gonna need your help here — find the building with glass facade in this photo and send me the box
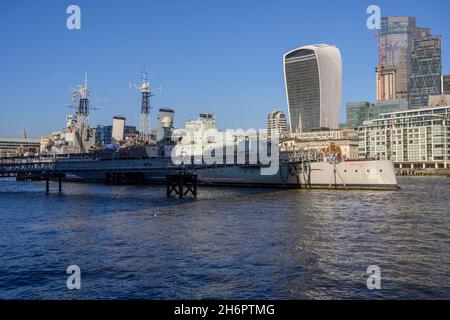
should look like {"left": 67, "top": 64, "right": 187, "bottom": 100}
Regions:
{"left": 371, "top": 99, "right": 408, "bottom": 118}
{"left": 410, "top": 35, "right": 442, "bottom": 109}
{"left": 358, "top": 106, "right": 450, "bottom": 169}
{"left": 283, "top": 44, "right": 342, "bottom": 132}
{"left": 346, "top": 100, "right": 407, "bottom": 129}
{"left": 443, "top": 75, "right": 450, "bottom": 94}
{"left": 346, "top": 101, "right": 374, "bottom": 129}
{"left": 380, "top": 16, "right": 430, "bottom": 102}
{"left": 96, "top": 124, "right": 137, "bottom": 146}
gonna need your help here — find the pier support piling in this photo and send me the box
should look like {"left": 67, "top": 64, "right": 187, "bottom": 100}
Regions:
{"left": 45, "top": 177, "right": 49, "bottom": 194}
{"left": 166, "top": 173, "right": 198, "bottom": 199}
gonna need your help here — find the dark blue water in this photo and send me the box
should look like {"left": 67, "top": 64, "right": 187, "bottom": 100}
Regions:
{"left": 0, "top": 177, "right": 449, "bottom": 299}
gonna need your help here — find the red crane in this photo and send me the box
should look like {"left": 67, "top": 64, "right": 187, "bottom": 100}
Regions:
{"left": 375, "top": 31, "right": 384, "bottom": 100}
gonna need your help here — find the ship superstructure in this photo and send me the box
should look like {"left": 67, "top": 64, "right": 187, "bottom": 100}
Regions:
{"left": 40, "top": 74, "right": 96, "bottom": 154}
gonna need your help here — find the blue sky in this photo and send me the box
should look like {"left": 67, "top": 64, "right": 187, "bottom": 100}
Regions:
{"left": 1, "top": 0, "right": 449, "bottom": 138}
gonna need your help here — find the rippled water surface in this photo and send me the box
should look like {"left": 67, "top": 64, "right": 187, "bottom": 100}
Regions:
{"left": 0, "top": 177, "right": 449, "bottom": 299}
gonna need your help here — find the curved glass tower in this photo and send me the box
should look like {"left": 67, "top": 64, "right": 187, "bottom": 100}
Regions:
{"left": 283, "top": 44, "right": 342, "bottom": 132}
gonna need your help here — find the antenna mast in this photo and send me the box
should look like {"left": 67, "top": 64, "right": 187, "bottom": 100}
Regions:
{"left": 72, "top": 73, "right": 91, "bottom": 128}
{"left": 138, "top": 68, "right": 153, "bottom": 143}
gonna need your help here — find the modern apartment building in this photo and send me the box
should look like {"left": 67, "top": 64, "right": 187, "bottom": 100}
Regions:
{"left": 358, "top": 106, "right": 450, "bottom": 169}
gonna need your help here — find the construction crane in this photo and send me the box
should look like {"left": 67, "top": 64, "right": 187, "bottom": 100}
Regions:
{"left": 374, "top": 31, "right": 384, "bottom": 101}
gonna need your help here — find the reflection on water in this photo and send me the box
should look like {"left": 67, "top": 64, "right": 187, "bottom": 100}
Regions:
{"left": 0, "top": 177, "right": 449, "bottom": 299}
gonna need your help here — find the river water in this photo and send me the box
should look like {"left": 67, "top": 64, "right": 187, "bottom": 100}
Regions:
{"left": 0, "top": 177, "right": 449, "bottom": 299}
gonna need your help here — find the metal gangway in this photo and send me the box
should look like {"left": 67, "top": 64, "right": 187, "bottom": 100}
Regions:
{"left": 0, "top": 156, "right": 231, "bottom": 195}
{"left": 0, "top": 157, "right": 229, "bottom": 179}
{"left": 0, "top": 150, "right": 317, "bottom": 194}
{"left": 0, "top": 149, "right": 317, "bottom": 179}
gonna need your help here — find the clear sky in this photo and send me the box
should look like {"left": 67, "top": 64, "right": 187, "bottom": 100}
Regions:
{"left": 1, "top": 0, "right": 449, "bottom": 138}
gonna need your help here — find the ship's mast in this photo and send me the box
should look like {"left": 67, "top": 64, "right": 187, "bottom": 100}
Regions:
{"left": 69, "top": 73, "right": 92, "bottom": 153}
{"left": 72, "top": 73, "right": 91, "bottom": 128}
{"left": 139, "top": 69, "right": 153, "bottom": 143}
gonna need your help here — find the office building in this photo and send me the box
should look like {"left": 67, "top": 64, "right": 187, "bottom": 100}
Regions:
{"left": 410, "top": 35, "right": 442, "bottom": 108}
{"left": 346, "top": 100, "right": 407, "bottom": 129}
{"left": 0, "top": 137, "right": 40, "bottom": 157}
{"left": 346, "top": 101, "right": 374, "bottom": 129}
{"left": 267, "top": 109, "right": 288, "bottom": 137}
{"left": 380, "top": 16, "right": 430, "bottom": 101}
{"left": 376, "top": 65, "right": 397, "bottom": 100}
{"left": 96, "top": 124, "right": 137, "bottom": 146}
{"left": 283, "top": 44, "right": 342, "bottom": 132}
{"left": 443, "top": 75, "right": 450, "bottom": 94}
{"left": 358, "top": 106, "right": 450, "bottom": 169}
{"left": 95, "top": 125, "right": 113, "bottom": 146}
{"left": 370, "top": 99, "right": 408, "bottom": 119}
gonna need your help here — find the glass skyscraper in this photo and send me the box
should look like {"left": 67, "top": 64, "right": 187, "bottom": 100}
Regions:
{"left": 283, "top": 44, "right": 342, "bottom": 132}
{"left": 410, "top": 35, "right": 442, "bottom": 108}
{"left": 380, "top": 16, "right": 430, "bottom": 102}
